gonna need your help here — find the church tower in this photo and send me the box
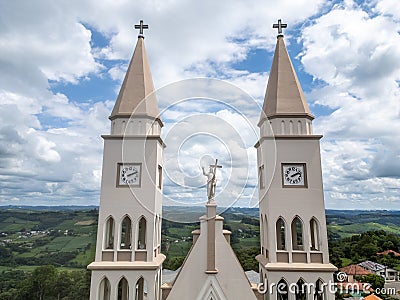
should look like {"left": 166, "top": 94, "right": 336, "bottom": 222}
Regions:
{"left": 88, "top": 21, "right": 165, "bottom": 300}
{"left": 256, "top": 20, "right": 336, "bottom": 299}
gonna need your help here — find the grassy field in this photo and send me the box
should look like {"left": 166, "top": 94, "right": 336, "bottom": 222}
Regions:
{"left": 1, "top": 207, "right": 399, "bottom": 272}
{"left": 0, "top": 208, "right": 98, "bottom": 270}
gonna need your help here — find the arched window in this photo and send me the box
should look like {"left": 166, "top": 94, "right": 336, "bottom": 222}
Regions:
{"left": 260, "top": 216, "right": 264, "bottom": 248}
{"left": 155, "top": 272, "right": 160, "bottom": 300}
{"left": 99, "top": 277, "right": 111, "bottom": 300}
{"left": 276, "top": 218, "right": 286, "bottom": 250}
{"left": 138, "top": 217, "right": 147, "bottom": 250}
{"left": 258, "top": 274, "right": 268, "bottom": 299}
{"left": 310, "top": 218, "right": 320, "bottom": 251}
{"left": 118, "top": 277, "right": 129, "bottom": 300}
{"left": 281, "top": 121, "right": 285, "bottom": 135}
{"left": 314, "top": 279, "right": 325, "bottom": 300}
{"left": 263, "top": 215, "right": 268, "bottom": 257}
{"left": 289, "top": 120, "right": 293, "bottom": 135}
{"left": 296, "top": 279, "right": 307, "bottom": 300}
{"left": 291, "top": 217, "right": 304, "bottom": 250}
{"left": 154, "top": 216, "right": 158, "bottom": 247}
{"left": 120, "top": 216, "right": 132, "bottom": 249}
{"left": 104, "top": 217, "right": 114, "bottom": 250}
{"left": 277, "top": 279, "right": 288, "bottom": 300}
{"left": 158, "top": 216, "right": 161, "bottom": 247}
{"left": 135, "top": 277, "right": 147, "bottom": 300}
{"left": 297, "top": 121, "right": 302, "bottom": 134}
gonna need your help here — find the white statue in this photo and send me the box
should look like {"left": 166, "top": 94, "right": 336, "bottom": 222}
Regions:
{"left": 202, "top": 159, "right": 221, "bottom": 202}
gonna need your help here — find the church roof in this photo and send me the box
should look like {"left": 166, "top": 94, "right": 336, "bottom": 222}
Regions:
{"left": 164, "top": 203, "right": 257, "bottom": 299}
{"left": 110, "top": 36, "right": 160, "bottom": 120}
{"left": 260, "top": 35, "right": 313, "bottom": 122}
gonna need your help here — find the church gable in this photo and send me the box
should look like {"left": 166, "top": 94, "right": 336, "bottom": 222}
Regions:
{"left": 196, "top": 277, "right": 227, "bottom": 300}
{"left": 164, "top": 212, "right": 257, "bottom": 300}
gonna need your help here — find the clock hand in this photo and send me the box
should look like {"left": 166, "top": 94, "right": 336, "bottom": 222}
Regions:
{"left": 290, "top": 172, "right": 301, "bottom": 178}
{"left": 127, "top": 171, "right": 138, "bottom": 177}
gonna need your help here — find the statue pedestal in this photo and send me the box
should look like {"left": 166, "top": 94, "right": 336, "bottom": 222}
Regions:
{"left": 206, "top": 201, "right": 217, "bottom": 273}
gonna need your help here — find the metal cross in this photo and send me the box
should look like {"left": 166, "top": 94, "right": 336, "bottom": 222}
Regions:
{"left": 210, "top": 159, "right": 223, "bottom": 176}
{"left": 134, "top": 20, "right": 149, "bottom": 37}
{"left": 273, "top": 19, "right": 287, "bottom": 36}
{"left": 207, "top": 159, "right": 222, "bottom": 202}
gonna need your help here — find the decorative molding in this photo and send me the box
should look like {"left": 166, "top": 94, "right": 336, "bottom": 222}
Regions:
{"left": 196, "top": 276, "right": 227, "bottom": 300}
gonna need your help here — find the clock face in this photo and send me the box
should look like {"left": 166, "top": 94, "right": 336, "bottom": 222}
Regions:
{"left": 282, "top": 164, "right": 307, "bottom": 187}
{"left": 118, "top": 163, "right": 141, "bottom": 186}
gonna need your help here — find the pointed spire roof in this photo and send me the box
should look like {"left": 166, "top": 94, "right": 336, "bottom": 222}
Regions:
{"left": 260, "top": 36, "right": 313, "bottom": 122}
{"left": 110, "top": 36, "right": 160, "bottom": 120}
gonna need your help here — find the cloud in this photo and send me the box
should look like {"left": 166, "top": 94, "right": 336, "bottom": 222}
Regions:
{"left": 0, "top": 91, "right": 112, "bottom": 205}
{"left": 300, "top": 0, "right": 400, "bottom": 208}
{"left": 0, "top": 0, "right": 398, "bottom": 209}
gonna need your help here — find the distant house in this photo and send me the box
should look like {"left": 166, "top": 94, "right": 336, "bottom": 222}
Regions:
{"left": 340, "top": 264, "right": 373, "bottom": 282}
{"left": 363, "top": 294, "right": 383, "bottom": 300}
{"left": 335, "top": 282, "right": 373, "bottom": 297}
{"left": 358, "top": 260, "right": 399, "bottom": 281}
{"left": 377, "top": 249, "right": 400, "bottom": 257}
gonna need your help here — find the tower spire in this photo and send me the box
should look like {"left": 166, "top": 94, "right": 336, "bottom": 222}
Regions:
{"left": 259, "top": 26, "right": 313, "bottom": 125}
{"left": 110, "top": 21, "right": 160, "bottom": 122}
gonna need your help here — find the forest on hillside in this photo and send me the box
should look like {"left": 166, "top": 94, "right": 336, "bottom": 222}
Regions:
{"left": 0, "top": 208, "right": 399, "bottom": 299}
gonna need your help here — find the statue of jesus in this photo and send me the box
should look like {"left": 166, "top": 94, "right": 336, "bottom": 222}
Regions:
{"left": 202, "top": 159, "right": 222, "bottom": 202}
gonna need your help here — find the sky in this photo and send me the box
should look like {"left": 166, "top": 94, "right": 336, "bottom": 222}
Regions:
{"left": 0, "top": 0, "right": 399, "bottom": 210}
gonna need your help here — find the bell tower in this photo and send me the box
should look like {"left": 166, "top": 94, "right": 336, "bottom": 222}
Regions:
{"left": 256, "top": 20, "right": 336, "bottom": 299}
{"left": 88, "top": 21, "right": 165, "bottom": 300}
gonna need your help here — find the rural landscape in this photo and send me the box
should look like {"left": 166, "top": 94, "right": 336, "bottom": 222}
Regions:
{"left": 0, "top": 207, "right": 399, "bottom": 299}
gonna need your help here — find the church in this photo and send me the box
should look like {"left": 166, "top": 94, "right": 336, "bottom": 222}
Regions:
{"left": 87, "top": 19, "right": 337, "bottom": 300}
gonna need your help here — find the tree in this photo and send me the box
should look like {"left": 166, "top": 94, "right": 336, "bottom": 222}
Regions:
{"left": 54, "top": 271, "right": 73, "bottom": 300}
{"left": 235, "top": 247, "right": 259, "bottom": 271}
{"left": 16, "top": 267, "right": 91, "bottom": 300}
{"left": 363, "top": 274, "right": 385, "bottom": 290}
{"left": 17, "top": 265, "right": 57, "bottom": 300}
{"left": 163, "top": 256, "right": 185, "bottom": 270}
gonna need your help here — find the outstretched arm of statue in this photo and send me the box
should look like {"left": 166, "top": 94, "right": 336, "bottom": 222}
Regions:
{"left": 202, "top": 167, "right": 207, "bottom": 176}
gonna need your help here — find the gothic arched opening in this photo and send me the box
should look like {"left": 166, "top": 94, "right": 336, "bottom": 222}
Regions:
{"left": 135, "top": 277, "right": 147, "bottom": 300}
{"left": 310, "top": 218, "right": 320, "bottom": 251}
{"left": 276, "top": 218, "right": 286, "bottom": 250}
{"left": 291, "top": 217, "right": 304, "bottom": 250}
{"left": 104, "top": 217, "right": 115, "bottom": 250}
{"left": 295, "top": 278, "right": 307, "bottom": 300}
{"left": 99, "top": 277, "right": 111, "bottom": 300}
{"left": 120, "top": 216, "right": 132, "bottom": 249}
{"left": 314, "top": 279, "right": 325, "bottom": 300}
{"left": 137, "top": 217, "right": 147, "bottom": 250}
{"left": 118, "top": 277, "right": 129, "bottom": 300}
{"left": 277, "top": 279, "right": 288, "bottom": 300}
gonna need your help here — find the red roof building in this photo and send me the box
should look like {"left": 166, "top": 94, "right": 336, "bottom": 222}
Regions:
{"left": 377, "top": 249, "right": 400, "bottom": 257}
{"left": 340, "top": 264, "right": 373, "bottom": 276}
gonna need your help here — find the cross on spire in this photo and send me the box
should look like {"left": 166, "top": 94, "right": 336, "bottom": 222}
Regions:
{"left": 134, "top": 20, "right": 149, "bottom": 38}
{"left": 273, "top": 19, "right": 287, "bottom": 37}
